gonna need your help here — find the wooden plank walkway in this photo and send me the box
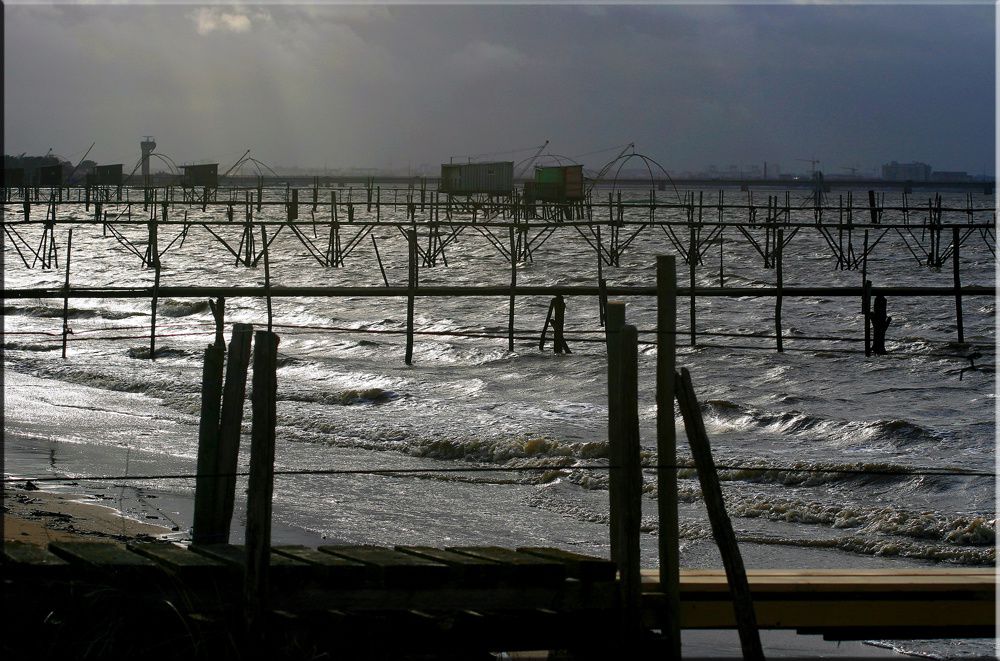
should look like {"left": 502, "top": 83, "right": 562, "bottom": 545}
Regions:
{"left": 2, "top": 541, "right": 993, "bottom": 657}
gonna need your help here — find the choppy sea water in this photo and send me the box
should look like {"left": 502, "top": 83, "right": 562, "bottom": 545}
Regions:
{"left": 3, "top": 186, "right": 995, "bottom": 658}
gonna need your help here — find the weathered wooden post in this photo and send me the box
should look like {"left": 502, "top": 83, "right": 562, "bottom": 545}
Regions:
{"left": 689, "top": 202, "right": 697, "bottom": 346}
{"left": 193, "top": 327, "right": 226, "bottom": 544}
{"left": 405, "top": 230, "right": 417, "bottom": 365}
{"left": 553, "top": 294, "right": 569, "bottom": 354}
{"left": 863, "top": 279, "right": 873, "bottom": 357}
{"left": 775, "top": 229, "right": 784, "bottom": 352}
{"left": 508, "top": 227, "right": 517, "bottom": 351}
{"left": 605, "top": 301, "right": 642, "bottom": 642}
{"left": 871, "top": 295, "right": 891, "bottom": 355}
{"left": 215, "top": 323, "right": 253, "bottom": 542}
{"left": 150, "top": 265, "right": 161, "bottom": 360}
{"left": 953, "top": 226, "right": 964, "bottom": 343}
{"left": 261, "top": 225, "right": 272, "bottom": 332}
{"left": 656, "top": 255, "right": 681, "bottom": 656}
{"left": 245, "top": 330, "right": 279, "bottom": 632}
{"left": 675, "top": 367, "right": 764, "bottom": 661}
{"left": 61, "top": 230, "right": 73, "bottom": 359}
{"left": 209, "top": 297, "right": 226, "bottom": 348}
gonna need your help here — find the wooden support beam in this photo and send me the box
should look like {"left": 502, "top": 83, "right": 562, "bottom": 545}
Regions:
{"left": 775, "top": 229, "right": 784, "bottom": 352}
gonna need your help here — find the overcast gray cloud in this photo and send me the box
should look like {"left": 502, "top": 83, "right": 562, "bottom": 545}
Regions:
{"left": 4, "top": 3, "right": 994, "bottom": 175}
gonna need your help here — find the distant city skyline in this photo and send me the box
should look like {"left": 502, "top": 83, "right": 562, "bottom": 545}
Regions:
{"left": 5, "top": 3, "right": 995, "bottom": 176}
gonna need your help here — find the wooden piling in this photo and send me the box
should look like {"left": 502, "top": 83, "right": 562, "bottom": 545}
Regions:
{"left": 863, "top": 279, "right": 873, "bottom": 357}
{"left": 61, "top": 229, "right": 73, "bottom": 359}
{"left": 675, "top": 367, "right": 764, "bottom": 661}
{"left": 405, "top": 230, "right": 416, "bottom": 365}
{"left": 953, "top": 227, "right": 964, "bottom": 343}
{"left": 656, "top": 255, "right": 681, "bottom": 655}
{"left": 605, "top": 301, "right": 626, "bottom": 566}
{"left": 508, "top": 227, "right": 517, "bottom": 351}
{"left": 607, "top": 320, "right": 643, "bottom": 642}
{"left": 209, "top": 297, "right": 226, "bottom": 348}
{"left": 150, "top": 266, "right": 161, "bottom": 360}
{"left": 553, "top": 295, "right": 569, "bottom": 354}
{"left": 775, "top": 229, "right": 784, "bottom": 353}
{"left": 193, "top": 335, "right": 226, "bottom": 544}
{"left": 261, "top": 225, "right": 272, "bottom": 332}
{"left": 245, "top": 330, "right": 279, "bottom": 631}
{"left": 215, "top": 323, "right": 253, "bottom": 542}
{"left": 689, "top": 207, "right": 697, "bottom": 346}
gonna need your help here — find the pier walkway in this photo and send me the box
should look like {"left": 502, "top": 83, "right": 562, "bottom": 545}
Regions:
{"left": 2, "top": 540, "right": 992, "bottom": 657}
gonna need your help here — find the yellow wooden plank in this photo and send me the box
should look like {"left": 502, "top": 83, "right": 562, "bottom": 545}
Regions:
{"left": 676, "top": 599, "right": 994, "bottom": 629}
{"left": 654, "top": 567, "right": 995, "bottom": 577}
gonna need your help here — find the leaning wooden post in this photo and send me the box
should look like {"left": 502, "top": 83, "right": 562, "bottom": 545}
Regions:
{"left": 61, "top": 229, "right": 73, "bottom": 359}
{"left": 607, "top": 307, "right": 642, "bottom": 642}
{"left": 245, "top": 330, "right": 279, "bottom": 632}
{"left": 675, "top": 367, "right": 764, "bottom": 661}
{"left": 215, "top": 323, "right": 253, "bottom": 542}
{"left": 192, "top": 331, "right": 226, "bottom": 544}
{"left": 775, "top": 229, "right": 784, "bottom": 352}
{"left": 952, "top": 226, "right": 964, "bottom": 343}
{"left": 405, "top": 230, "right": 417, "bottom": 365}
{"left": 656, "top": 255, "right": 681, "bottom": 656}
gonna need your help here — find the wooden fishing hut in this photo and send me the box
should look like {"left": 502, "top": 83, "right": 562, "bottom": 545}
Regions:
{"left": 439, "top": 161, "right": 513, "bottom": 195}
{"left": 181, "top": 163, "right": 219, "bottom": 189}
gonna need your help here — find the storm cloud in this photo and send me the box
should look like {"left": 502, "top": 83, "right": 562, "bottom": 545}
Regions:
{"left": 4, "top": 2, "right": 994, "bottom": 176}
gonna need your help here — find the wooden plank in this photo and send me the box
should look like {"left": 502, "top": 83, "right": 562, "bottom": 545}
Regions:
{"left": 190, "top": 543, "right": 312, "bottom": 584}
{"left": 48, "top": 541, "right": 161, "bottom": 580}
{"left": 272, "top": 545, "right": 370, "bottom": 587}
{"left": 2, "top": 540, "right": 72, "bottom": 581}
{"left": 127, "top": 541, "right": 228, "bottom": 581}
{"left": 447, "top": 546, "right": 566, "bottom": 585}
{"left": 319, "top": 545, "right": 450, "bottom": 588}
{"left": 516, "top": 547, "right": 616, "bottom": 582}
{"left": 666, "top": 567, "right": 995, "bottom": 577}
{"left": 395, "top": 545, "right": 505, "bottom": 586}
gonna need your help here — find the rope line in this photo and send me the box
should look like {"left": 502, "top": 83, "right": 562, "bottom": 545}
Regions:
{"left": 4, "top": 462, "right": 994, "bottom": 484}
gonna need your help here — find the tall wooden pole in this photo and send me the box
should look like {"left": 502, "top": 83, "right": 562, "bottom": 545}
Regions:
{"left": 656, "top": 255, "right": 680, "bottom": 656}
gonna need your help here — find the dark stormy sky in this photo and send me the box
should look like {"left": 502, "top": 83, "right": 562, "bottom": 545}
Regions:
{"left": 5, "top": 1, "right": 995, "bottom": 176}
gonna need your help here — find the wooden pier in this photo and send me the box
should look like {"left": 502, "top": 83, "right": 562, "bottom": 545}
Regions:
{"left": 3, "top": 183, "right": 995, "bottom": 360}
{"left": 2, "top": 541, "right": 992, "bottom": 658}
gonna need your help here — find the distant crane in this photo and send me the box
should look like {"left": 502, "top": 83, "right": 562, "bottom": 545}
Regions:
{"left": 65, "top": 141, "right": 96, "bottom": 183}
{"left": 797, "top": 158, "right": 820, "bottom": 176}
{"left": 840, "top": 165, "right": 861, "bottom": 177}
{"left": 514, "top": 140, "right": 549, "bottom": 180}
